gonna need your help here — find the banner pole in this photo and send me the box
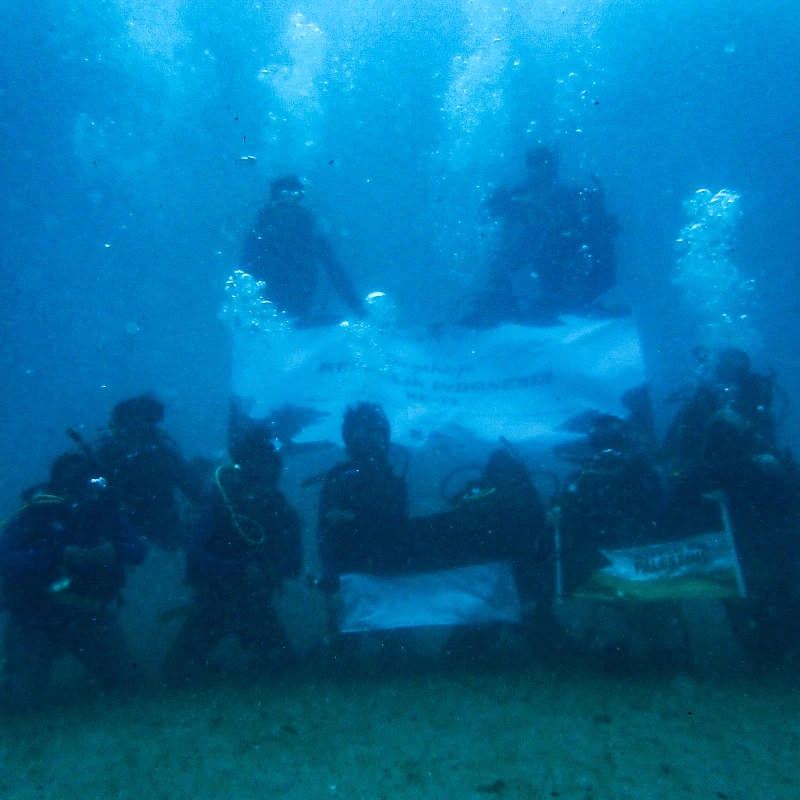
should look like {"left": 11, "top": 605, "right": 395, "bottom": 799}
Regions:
{"left": 551, "top": 506, "right": 563, "bottom": 604}
{"left": 708, "top": 490, "right": 747, "bottom": 600}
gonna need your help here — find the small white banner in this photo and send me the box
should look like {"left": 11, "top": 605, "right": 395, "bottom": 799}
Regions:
{"left": 339, "top": 561, "right": 522, "bottom": 632}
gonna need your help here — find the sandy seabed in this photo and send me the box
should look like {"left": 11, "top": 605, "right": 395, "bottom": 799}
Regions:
{"left": 0, "top": 662, "right": 798, "bottom": 800}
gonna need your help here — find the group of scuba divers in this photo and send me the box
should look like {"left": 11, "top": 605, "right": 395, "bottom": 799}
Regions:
{"left": 2, "top": 345, "right": 800, "bottom": 709}
{"left": 3, "top": 151, "right": 800, "bottom": 710}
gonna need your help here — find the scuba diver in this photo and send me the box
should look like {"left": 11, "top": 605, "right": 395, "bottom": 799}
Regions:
{"left": 242, "top": 175, "right": 365, "bottom": 325}
{"left": 410, "top": 447, "right": 560, "bottom": 658}
{"left": 557, "top": 414, "right": 666, "bottom": 596}
{"left": 0, "top": 451, "right": 146, "bottom": 709}
{"left": 463, "top": 146, "right": 619, "bottom": 327}
{"left": 662, "top": 348, "right": 800, "bottom": 667}
{"left": 316, "top": 402, "right": 410, "bottom": 639}
{"left": 553, "top": 414, "right": 673, "bottom": 670}
{"left": 94, "top": 393, "right": 206, "bottom": 551}
{"left": 662, "top": 347, "right": 779, "bottom": 493}
{"left": 414, "top": 449, "right": 548, "bottom": 599}
{"left": 161, "top": 421, "right": 302, "bottom": 685}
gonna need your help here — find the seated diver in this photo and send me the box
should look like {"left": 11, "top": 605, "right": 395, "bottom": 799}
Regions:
{"left": 0, "top": 451, "right": 147, "bottom": 709}
{"left": 410, "top": 448, "right": 561, "bottom": 658}
{"left": 316, "top": 402, "right": 409, "bottom": 634}
{"left": 241, "top": 175, "right": 365, "bottom": 325}
{"left": 94, "top": 393, "right": 207, "bottom": 551}
{"left": 412, "top": 449, "right": 548, "bottom": 598}
{"left": 463, "top": 146, "right": 619, "bottom": 327}
{"left": 161, "top": 422, "right": 302, "bottom": 685}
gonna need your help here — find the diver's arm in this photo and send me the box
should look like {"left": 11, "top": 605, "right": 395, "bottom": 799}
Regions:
{"left": 319, "top": 237, "right": 364, "bottom": 316}
{"left": 0, "top": 518, "right": 61, "bottom": 578}
{"left": 241, "top": 207, "right": 270, "bottom": 275}
{"left": 0, "top": 539, "right": 60, "bottom": 577}
{"left": 169, "top": 445, "right": 208, "bottom": 505}
{"left": 241, "top": 228, "right": 260, "bottom": 274}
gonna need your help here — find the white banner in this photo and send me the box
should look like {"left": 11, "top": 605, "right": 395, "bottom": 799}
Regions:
{"left": 338, "top": 561, "right": 521, "bottom": 632}
{"left": 232, "top": 315, "right": 645, "bottom": 449}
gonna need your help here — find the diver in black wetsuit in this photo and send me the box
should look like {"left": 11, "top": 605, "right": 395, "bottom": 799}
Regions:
{"left": 411, "top": 448, "right": 560, "bottom": 659}
{"left": 662, "top": 348, "right": 778, "bottom": 494}
{"left": 242, "top": 175, "right": 364, "bottom": 325}
{"left": 558, "top": 414, "right": 666, "bottom": 597}
{"left": 0, "top": 452, "right": 146, "bottom": 709}
{"left": 662, "top": 348, "right": 800, "bottom": 666}
{"left": 317, "top": 403, "right": 409, "bottom": 594}
{"left": 412, "top": 449, "right": 548, "bottom": 604}
{"left": 94, "top": 393, "right": 205, "bottom": 551}
{"left": 161, "top": 425, "right": 301, "bottom": 685}
{"left": 552, "top": 414, "right": 674, "bottom": 670}
{"left": 314, "top": 402, "right": 411, "bottom": 651}
{"left": 465, "top": 146, "right": 619, "bottom": 327}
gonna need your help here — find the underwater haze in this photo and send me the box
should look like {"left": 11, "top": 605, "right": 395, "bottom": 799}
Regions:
{"left": 2, "top": 0, "right": 800, "bottom": 797}
{"left": 3, "top": 0, "right": 800, "bottom": 494}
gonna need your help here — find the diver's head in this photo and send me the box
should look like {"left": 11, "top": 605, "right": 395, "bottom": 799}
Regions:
{"left": 342, "top": 402, "right": 391, "bottom": 463}
{"left": 525, "top": 146, "right": 558, "bottom": 186}
{"left": 588, "top": 414, "right": 631, "bottom": 454}
{"left": 270, "top": 175, "right": 304, "bottom": 203}
{"left": 111, "top": 393, "right": 165, "bottom": 433}
{"left": 714, "top": 348, "right": 751, "bottom": 386}
{"left": 47, "top": 452, "right": 107, "bottom": 502}
{"left": 229, "top": 426, "right": 281, "bottom": 485}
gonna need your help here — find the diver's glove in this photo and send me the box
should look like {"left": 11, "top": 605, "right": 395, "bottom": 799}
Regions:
{"left": 752, "top": 452, "right": 784, "bottom": 477}
{"left": 714, "top": 407, "right": 751, "bottom": 432}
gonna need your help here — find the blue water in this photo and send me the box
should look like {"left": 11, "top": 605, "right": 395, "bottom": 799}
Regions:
{"left": 2, "top": 1, "right": 800, "bottom": 794}
{"left": 3, "top": 0, "right": 800, "bottom": 502}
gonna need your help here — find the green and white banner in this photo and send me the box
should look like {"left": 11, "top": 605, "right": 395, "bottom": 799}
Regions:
{"left": 570, "top": 531, "right": 746, "bottom": 602}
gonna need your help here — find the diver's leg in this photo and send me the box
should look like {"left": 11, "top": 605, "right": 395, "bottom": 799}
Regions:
{"left": 237, "top": 593, "right": 292, "bottom": 669}
{"left": 160, "top": 598, "right": 226, "bottom": 685}
{"left": 71, "top": 611, "right": 136, "bottom": 691}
